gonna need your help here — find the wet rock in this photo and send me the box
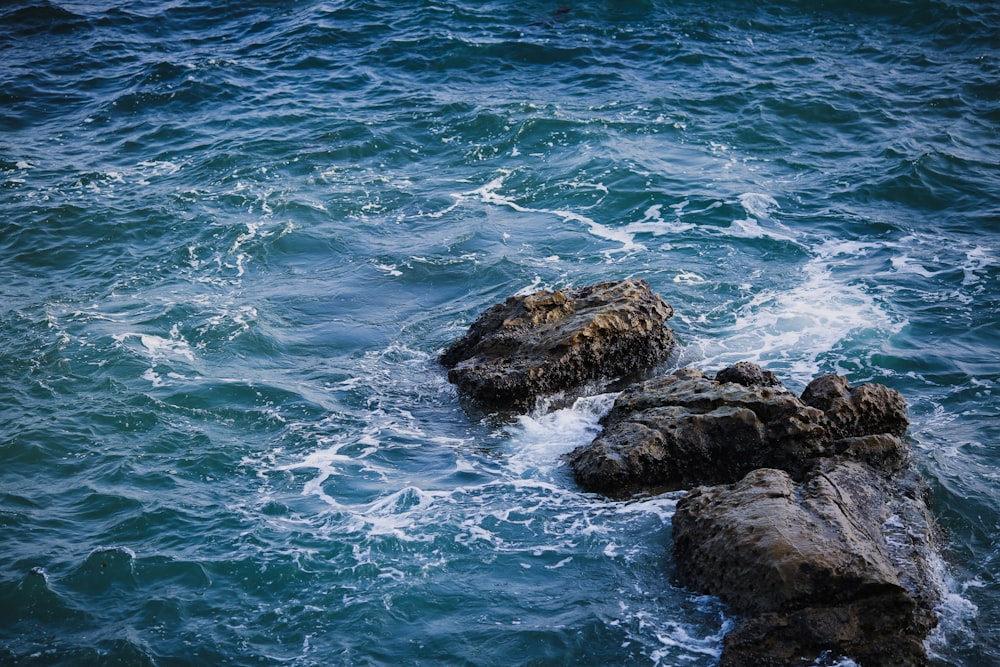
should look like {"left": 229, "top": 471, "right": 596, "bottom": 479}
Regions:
{"left": 559, "top": 361, "right": 939, "bottom": 661}
{"left": 829, "top": 433, "right": 909, "bottom": 472}
{"left": 564, "top": 366, "right": 828, "bottom": 497}
{"left": 440, "top": 279, "right": 675, "bottom": 412}
{"left": 801, "top": 374, "right": 909, "bottom": 439}
{"left": 438, "top": 277, "right": 943, "bottom": 664}
{"left": 673, "top": 460, "right": 939, "bottom": 666}
{"left": 720, "top": 601, "right": 928, "bottom": 667}
{"left": 565, "top": 365, "right": 914, "bottom": 498}
{"left": 715, "top": 360, "right": 783, "bottom": 388}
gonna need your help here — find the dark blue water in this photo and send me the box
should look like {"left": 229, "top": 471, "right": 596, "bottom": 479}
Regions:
{"left": 2, "top": 1, "right": 998, "bottom": 664}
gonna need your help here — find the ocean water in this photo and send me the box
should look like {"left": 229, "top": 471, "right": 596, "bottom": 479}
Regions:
{"left": 1, "top": 0, "right": 997, "bottom": 664}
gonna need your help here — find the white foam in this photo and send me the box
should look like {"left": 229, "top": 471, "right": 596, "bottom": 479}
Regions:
{"left": 565, "top": 178, "right": 609, "bottom": 195}
{"left": 688, "top": 240, "right": 902, "bottom": 384}
{"left": 113, "top": 326, "right": 197, "bottom": 367}
{"left": 506, "top": 392, "right": 618, "bottom": 477}
{"left": 621, "top": 203, "right": 696, "bottom": 239}
{"left": 141, "top": 368, "right": 164, "bottom": 387}
{"left": 811, "top": 656, "right": 859, "bottom": 667}
{"left": 738, "top": 192, "right": 780, "bottom": 219}
{"left": 961, "top": 245, "right": 993, "bottom": 286}
{"left": 673, "top": 270, "right": 706, "bottom": 285}
{"left": 202, "top": 304, "right": 258, "bottom": 341}
{"left": 544, "top": 556, "right": 573, "bottom": 570}
{"left": 466, "top": 171, "right": 644, "bottom": 254}
{"left": 230, "top": 221, "right": 264, "bottom": 254}
{"left": 426, "top": 195, "right": 462, "bottom": 219}
{"left": 927, "top": 569, "right": 981, "bottom": 659}
{"left": 362, "top": 486, "right": 447, "bottom": 539}
{"left": 373, "top": 262, "right": 403, "bottom": 277}
{"left": 640, "top": 610, "right": 727, "bottom": 664}
{"left": 278, "top": 435, "right": 381, "bottom": 519}
{"left": 140, "top": 331, "right": 195, "bottom": 362}
{"left": 724, "top": 192, "right": 798, "bottom": 243}
{"left": 513, "top": 275, "right": 545, "bottom": 296}
{"left": 136, "top": 160, "right": 181, "bottom": 176}
{"left": 673, "top": 199, "right": 724, "bottom": 217}
{"left": 889, "top": 255, "right": 939, "bottom": 278}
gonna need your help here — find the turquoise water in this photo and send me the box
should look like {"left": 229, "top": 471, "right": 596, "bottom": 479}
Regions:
{"left": 1, "top": 1, "right": 998, "bottom": 664}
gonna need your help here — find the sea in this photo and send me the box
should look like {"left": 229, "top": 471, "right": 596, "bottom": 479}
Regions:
{"left": 1, "top": 1, "right": 997, "bottom": 665}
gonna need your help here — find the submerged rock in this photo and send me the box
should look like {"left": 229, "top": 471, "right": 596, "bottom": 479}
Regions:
{"left": 673, "top": 460, "right": 939, "bottom": 666}
{"left": 440, "top": 279, "right": 675, "bottom": 412}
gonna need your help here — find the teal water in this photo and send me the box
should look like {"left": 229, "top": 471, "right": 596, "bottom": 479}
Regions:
{"left": 1, "top": 1, "right": 998, "bottom": 664}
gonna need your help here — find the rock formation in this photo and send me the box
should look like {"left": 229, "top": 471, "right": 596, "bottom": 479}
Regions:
{"left": 440, "top": 279, "right": 675, "bottom": 412}
{"left": 564, "top": 367, "right": 829, "bottom": 497}
{"left": 563, "top": 362, "right": 938, "bottom": 664}
{"left": 561, "top": 359, "right": 937, "bottom": 664}
{"left": 673, "top": 460, "right": 939, "bottom": 666}
{"left": 801, "top": 373, "right": 910, "bottom": 440}
{"left": 441, "top": 282, "right": 942, "bottom": 666}
{"left": 565, "top": 366, "right": 912, "bottom": 498}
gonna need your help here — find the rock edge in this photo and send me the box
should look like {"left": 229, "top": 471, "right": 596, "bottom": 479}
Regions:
{"left": 440, "top": 278, "right": 676, "bottom": 412}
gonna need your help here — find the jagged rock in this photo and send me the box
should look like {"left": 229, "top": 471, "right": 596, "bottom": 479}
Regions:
{"left": 673, "top": 460, "right": 939, "bottom": 666}
{"left": 564, "top": 366, "right": 828, "bottom": 497}
{"left": 715, "top": 360, "right": 782, "bottom": 388}
{"left": 560, "top": 361, "right": 939, "bottom": 662}
{"left": 439, "top": 280, "right": 941, "bottom": 665}
{"left": 440, "top": 279, "right": 675, "bottom": 412}
{"left": 802, "top": 374, "right": 909, "bottom": 439}
{"left": 565, "top": 364, "right": 913, "bottom": 498}
{"left": 829, "top": 433, "right": 909, "bottom": 472}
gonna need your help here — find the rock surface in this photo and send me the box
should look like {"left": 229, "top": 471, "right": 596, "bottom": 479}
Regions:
{"left": 673, "top": 460, "right": 939, "bottom": 666}
{"left": 565, "top": 367, "right": 829, "bottom": 497}
{"left": 565, "top": 365, "right": 913, "bottom": 498}
{"left": 802, "top": 373, "right": 909, "bottom": 440}
{"left": 715, "top": 360, "right": 783, "bottom": 388}
{"left": 440, "top": 279, "right": 675, "bottom": 411}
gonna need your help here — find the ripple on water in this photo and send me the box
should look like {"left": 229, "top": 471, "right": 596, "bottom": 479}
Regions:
{"left": 1, "top": 0, "right": 998, "bottom": 664}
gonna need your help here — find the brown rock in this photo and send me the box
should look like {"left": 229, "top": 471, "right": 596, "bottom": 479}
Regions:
{"left": 565, "top": 366, "right": 828, "bottom": 497}
{"left": 801, "top": 374, "right": 909, "bottom": 439}
{"left": 672, "top": 460, "right": 939, "bottom": 666}
{"left": 715, "top": 361, "right": 783, "bottom": 388}
{"left": 440, "top": 279, "right": 675, "bottom": 412}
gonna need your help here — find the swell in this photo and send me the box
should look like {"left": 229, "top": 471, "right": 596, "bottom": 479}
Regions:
{"left": 0, "top": 0, "right": 997, "bottom": 664}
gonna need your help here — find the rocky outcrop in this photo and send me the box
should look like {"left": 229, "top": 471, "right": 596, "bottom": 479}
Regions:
{"left": 801, "top": 373, "right": 909, "bottom": 440}
{"left": 673, "top": 460, "right": 939, "bottom": 666}
{"left": 715, "top": 360, "right": 783, "bottom": 388}
{"left": 441, "top": 281, "right": 942, "bottom": 666}
{"left": 440, "top": 279, "right": 675, "bottom": 412}
{"left": 565, "top": 365, "right": 913, "bottom": 498}
{"left": 561, "top": 360, "right": 939, "bottom": 664}
{"left": 564, "top": 368, "right": 829, "bottom": 497}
